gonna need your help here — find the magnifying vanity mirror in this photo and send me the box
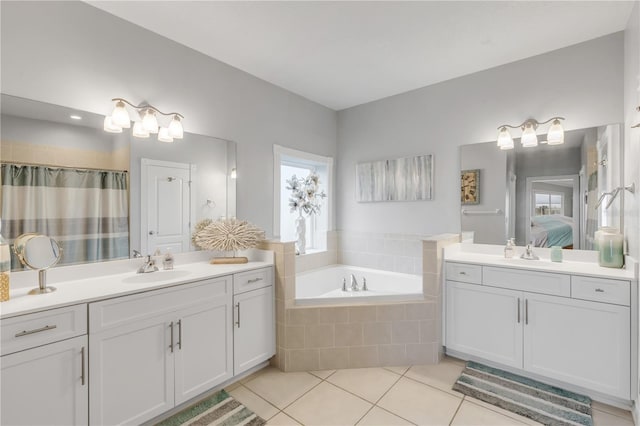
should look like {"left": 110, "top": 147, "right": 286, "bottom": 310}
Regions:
{"left": 1, "top": 94, "right": 237, "bottom": 271}
{"left": 460, "top": 123, "right": 624, "bottom": 250}
{"left": 13, "top": 233, "right": 62, "bottom": 294}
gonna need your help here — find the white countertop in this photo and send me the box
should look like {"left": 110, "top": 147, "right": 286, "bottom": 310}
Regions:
{"left": 444, "top": 243, "right": 637, "bottom": 280}
{"left": 0, "top": 250, "right": 273, "bottom": 319}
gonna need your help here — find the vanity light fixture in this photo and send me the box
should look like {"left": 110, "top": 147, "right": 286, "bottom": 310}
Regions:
{"left": 104, "top": 98, "right": 184, "bottom": 142}
{"left": 496, "top": 117, "right": 565, "bottom": 150}
{"left": 230, "top": 168, "right": 237, "bottom": 179}
{"left": 632, "top": 106, "right": 639, "bottom": 129}
{"left": 69, "top": 115, "right": 82, "bottom": 120}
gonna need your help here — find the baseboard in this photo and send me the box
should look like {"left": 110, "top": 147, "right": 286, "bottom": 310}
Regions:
{"left": 633, "top": 401, "right": 639, "bottom": 425}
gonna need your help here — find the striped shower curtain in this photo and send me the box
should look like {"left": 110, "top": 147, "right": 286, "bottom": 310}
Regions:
{"left": 1, "top": 163, "right": 129, "bottom": 269}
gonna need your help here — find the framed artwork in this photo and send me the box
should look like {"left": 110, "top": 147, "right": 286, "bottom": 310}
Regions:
{"left": 461, "top": 169, "right": 480, "bottom": 205}
{"left": 356, "top": 154, "right": 433, "bottom": 202}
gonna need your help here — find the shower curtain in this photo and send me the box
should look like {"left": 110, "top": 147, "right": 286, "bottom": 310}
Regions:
{"left": 1, "top": 163, "right": 129, "bottom": 269}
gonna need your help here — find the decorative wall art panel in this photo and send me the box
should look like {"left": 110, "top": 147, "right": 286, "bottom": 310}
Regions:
{"left": 356, "top": 154, "right": 433, "bottom": 202}
{"left": 461, "top": 169, "right": 480, "bottom": 205}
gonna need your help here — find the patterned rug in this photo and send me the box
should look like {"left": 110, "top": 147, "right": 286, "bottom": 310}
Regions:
{"left": 452, "top": 361, "right": 593, "bottom": 426}
{"left": 156, "top": 390, "right": 266, "bottom": 426}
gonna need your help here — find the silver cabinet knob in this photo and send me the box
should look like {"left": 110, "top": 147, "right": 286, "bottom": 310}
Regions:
{"left": 149, "top": 231, "right": 155, "bottom": 235}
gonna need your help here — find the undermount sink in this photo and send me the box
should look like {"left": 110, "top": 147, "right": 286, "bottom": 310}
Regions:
{"left": 121, "top": 269, "right": 191, "bottom": 284}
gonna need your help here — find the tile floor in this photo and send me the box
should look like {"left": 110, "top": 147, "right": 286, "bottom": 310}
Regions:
{"left": 226, "top": 357, "right": 635, "bottom": 426}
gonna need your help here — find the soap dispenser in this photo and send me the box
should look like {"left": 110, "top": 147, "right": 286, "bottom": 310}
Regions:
{"left": 163, "top": 248, "right": 174, "bottom": 270}
{"left": 504, "top": 238, "right": 515, "bottom": 259}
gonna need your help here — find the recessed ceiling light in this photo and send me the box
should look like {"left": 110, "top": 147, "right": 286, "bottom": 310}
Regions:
{"left": 70, "top": 115, "right": 82, "bottom": 120}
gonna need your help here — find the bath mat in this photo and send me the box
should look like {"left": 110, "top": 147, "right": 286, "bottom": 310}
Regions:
{"left": 155, "top": 389, "right": 266, "bottom": 426}
{"left": 452, "top": 361, "right": 593, "bottom": 426}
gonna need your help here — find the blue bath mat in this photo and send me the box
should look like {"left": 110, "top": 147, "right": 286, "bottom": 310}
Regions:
{"left": 453, "top": 361, "right": 593, "bottom": 426}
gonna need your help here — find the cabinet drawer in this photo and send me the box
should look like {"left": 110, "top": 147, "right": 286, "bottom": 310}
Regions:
{"left": 571, "top": 276, "right": 630, "bottom": 306}
{"left": 1, "top": 304, "right": 87, "bottom": 356}
{"left": 445, "top": 263, "right": 482, "bottom": 284}
{"left": 90, "top": 277, "right": 231, "bottom": 333}
{"left": 483, "top": 267, "right": 570, "bottom": 297}
{"left": 234, "top": 268, "right": 273, "bottom": 295}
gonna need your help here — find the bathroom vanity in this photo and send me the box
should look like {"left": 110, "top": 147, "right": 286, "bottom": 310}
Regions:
{"left": 444, "top": 243, "right": 638, "bottom": 406}
{"left": 0, "top": 252, "right": 274, "bottom": 426}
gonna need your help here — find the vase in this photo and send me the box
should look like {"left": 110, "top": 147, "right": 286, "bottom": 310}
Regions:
{"left": 295, "top": 215, "right": 306, "bottom": 255}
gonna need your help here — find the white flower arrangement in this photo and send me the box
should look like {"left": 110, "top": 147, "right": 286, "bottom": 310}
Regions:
{"left": 286, "top": 171, "right": 327, "bottom": 217}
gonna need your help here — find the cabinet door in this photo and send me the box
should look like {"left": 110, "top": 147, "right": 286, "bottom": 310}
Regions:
{"left": 90, "top": 314, "right": 175, "bottom": 425}
{"left": 174, "top": 292, "right": 233, "bottom": 405}
{"left": 523, "top": 293, "right": 630, "bottom": 399}
{"left": 234, "top": 285, "right": 276, "bottom": 375}
{"left": 1, "top": 335, "right": 88, "bottom": 426}
{"left": 446, "top": 281, "right": 523, "bottom": 368}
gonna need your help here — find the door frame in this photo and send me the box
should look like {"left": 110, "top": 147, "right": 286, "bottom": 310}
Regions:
{"left": 141, "top": 158, "right": 196, "bottom": 255}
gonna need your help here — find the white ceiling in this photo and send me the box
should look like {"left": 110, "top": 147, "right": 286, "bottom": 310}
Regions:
{"left": 88, "top": 1, "right": 634, "bottom": 111}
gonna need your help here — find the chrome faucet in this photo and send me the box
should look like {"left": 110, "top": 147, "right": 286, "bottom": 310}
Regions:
{"left": 342, "top": 277, "right": 347, "bottom": 292}
{"left": 132, "top": 249, "right": 143, "bottom": 258}
{"left": 362, "top": 277, "right": 368, "bottom": 291}
{"left": 520, "top": 243, "right": 540, "bottom": 260}
{"left": 137, "top": 255, "right": 159, "bottom": 274}
{"left": 350, "top": 274, "right": 359, "bottom": 291}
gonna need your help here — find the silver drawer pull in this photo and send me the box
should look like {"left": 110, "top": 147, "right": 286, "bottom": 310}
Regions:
{"left": 595, "top": 288, "right": 605, "bottom": 293}
{"left": 15, "top": 324, "right": 57, "bottom": 337}
{"left": 247, "top": 277, "right": 263, "bottom": 284}
{"left": 459, "top": 271, "right": 467, "bottom": 275}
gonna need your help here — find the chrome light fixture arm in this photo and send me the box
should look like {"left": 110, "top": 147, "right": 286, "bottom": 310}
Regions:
{"left": 111, "top": 98, "right": 184, "bottom": 119}
{"left": 496, "top": 116, "right": 565, "bottom": 131}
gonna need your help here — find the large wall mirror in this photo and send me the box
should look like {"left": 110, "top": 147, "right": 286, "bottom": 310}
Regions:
{"left": 460, "top": 123, "right": 623, "bottom": 250}
{"left": 1, "top": 94, "right": 237, "bottom": 271}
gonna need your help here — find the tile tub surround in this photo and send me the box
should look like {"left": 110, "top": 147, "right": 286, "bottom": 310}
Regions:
{"left": 295, "top": 230, "right": 338, "bottom": 274}
{"left": 337, "top": 231, "right": 428, "bottom": 275}
{"left": 261, "top": 233, "right": 461, "bottom": 371}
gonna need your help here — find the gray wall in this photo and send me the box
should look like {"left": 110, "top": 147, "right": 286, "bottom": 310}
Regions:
{"left": 459, "top": 142, "right": 507, "bottom": 245}
{"left": 0, "top": 1, "right": 337, "bottom": 237}
{"left": 337, "top": 33, "right": 624, "bottom": 236}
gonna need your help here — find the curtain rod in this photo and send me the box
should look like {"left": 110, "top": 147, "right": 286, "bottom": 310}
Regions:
{"left": 1, "top": 161, "right": 128, "bottom": 173}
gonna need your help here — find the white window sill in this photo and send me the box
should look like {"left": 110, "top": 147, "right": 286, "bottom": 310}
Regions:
{"left": 298, "top": 248, "right": 327, "bottom": 256}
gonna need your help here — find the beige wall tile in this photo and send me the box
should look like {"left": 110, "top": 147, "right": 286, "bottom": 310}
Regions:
{"left": 287, "top": 349, "right": 320, "bottom": 371}
{"left": 422, "top": 249, "right": 439, "bottom": 274}
{"left": 391, "top": 321, "right": 420, "bottom": 344}
{"left": 285, "top": 326, "right": 305, "bottom": 349}
{"left": 420, "top": 320, "right": 437, "bottom": 343}
{"left": 376, "top": 304, "right": 406, "bottom": 321}
{"left": 406, "top": 302, "right": 435, "bottom": 320}
{"left": 335, "top": 323, "right": 363, "bottom": 347}
{"left": 423, "top": 273, "right": 440, "bottom": 298}
{"left": 319, "top": 347, "right": 350, "bottom": 370}
{"left": 378, "top": 344, "right": 408, "bottom": 367}
{"left": 276, "top": 298, "right": 285, "bottom": 323}
{"left": 349, "top": 305, "right": 377, "bottom": 322}
{"left": 363, "top": 322, "right": 392, "bottom": 345}
{"left": 277, "top": 323, "right": 285, "bottom": 347}
{"left": 283, "top": 275, "right": 296, "bottom": 302}
{"left": 406, "top": 343, "right": 438, "bottom": 364}
{"left": 318, "top": 307, "right": 349, "bottom": 323}
{"left": 348, "top": 346, "right": 380, "bottom": 368}
{"left": 288, "top": 308, "right": 318, "bottom": 325}
{"left": 305, "top": 324, "right": 335, "bottom": 348}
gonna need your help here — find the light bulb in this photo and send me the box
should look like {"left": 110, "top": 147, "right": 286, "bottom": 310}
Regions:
{"left": 111, "top": 100, "right": 131, "bottom": 128}
{"left": 142, "top": 109, "right": 159, "bottom": 133}
{"left": 496, "top": 127, "right": 514, "bottom": 150}
{"left": 103, "top": 116, "right": 122, "bottom": 133}
{"left": 132, "top": 121, "right": 150, "bottom": 138}
{"left": 230, "top": 168, "right": 237, "bottom": 179}
{"left": 168, "top": 115, "right": 184, "bottom": 139}
{"left": 158, "top": 127, "right": 174, "bottom": 143}
{"left": 546, "top": 119, "right": 564, "bottom": 145}
{"left": 521, "top": 122, "right": 538, "bottom": 147}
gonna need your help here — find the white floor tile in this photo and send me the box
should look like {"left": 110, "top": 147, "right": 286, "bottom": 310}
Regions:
{"left": 327, "top": 367, "right": 401, "bottom": 403}
{"left": 451, "top": 401, "right": 527, "bottom": 425}
{"left": 378, "top": 377, "right": 462, "bottom": 425}
{"left": 284, "top": 381, "right": 373, "bottom": 426}
{"left": 309, "top": 369, "right": 335, "bottom": 380}
{"left": 243, "top": 367, "right": 321, "bottom": 409}
{"left": 266, "top": 412, "right": 302, "bottom": 426}
{"left": 228, "top": 385, "right": 280, "bottom": 421}
{"left": 357, "top": 406, "right": 414, "bottom": 425}
{"left": 405, "top": 358, "right": 465, "bottom": 395}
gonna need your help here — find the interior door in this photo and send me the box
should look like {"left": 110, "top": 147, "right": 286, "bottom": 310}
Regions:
{"left": 142, "top": 159, "right": 193, "bottom": 255}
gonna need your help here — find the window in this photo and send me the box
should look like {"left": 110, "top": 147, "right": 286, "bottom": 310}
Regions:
{"left": 534, "top": 191, "right": 563, "bottom": 216}
{"left": 273, "top": 145, "right": 333, "bottom": 253}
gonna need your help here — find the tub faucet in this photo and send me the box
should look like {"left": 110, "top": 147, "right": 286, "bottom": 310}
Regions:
{"left": 342, "top": 277, "right": 347, "bottom": 292}
{"left": 362, "top": 277, "right": 368, "bottom": 291}
{"left": 350, "top": 274, "right": 359, "bottom": 291}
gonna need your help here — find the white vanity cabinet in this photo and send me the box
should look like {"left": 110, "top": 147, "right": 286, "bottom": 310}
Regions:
{"left": 89, "top": 277, "right": 233, "bottom": 425}
{"left": 233, "top": 267, "right": 275, "bottom": 375}
{"left": 445, "top": 261, "right": 631, "bottom": 400}
{"left": 1, "top": 305, "right": 88, "bottom": 426}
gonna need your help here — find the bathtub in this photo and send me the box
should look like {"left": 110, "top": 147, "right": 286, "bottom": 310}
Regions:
{"left": 296, "top": 265, "right": 423, "bottom": 305}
